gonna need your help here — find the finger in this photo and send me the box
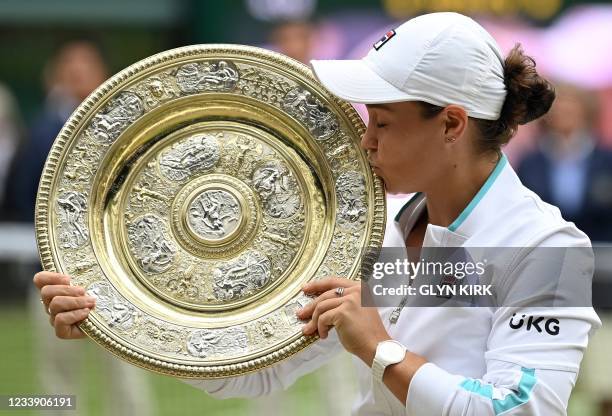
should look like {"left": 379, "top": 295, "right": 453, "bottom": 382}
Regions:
{"left": 302, "top": 297, "right": 343, "bottom": 336}
{"left": 298, "top": 289, "right": 340, "bottom": 319}
{"left": 41, "top": 285, "right": 86, "bottom": 308}
{"left": 317, "top": 306, "right": 343, "bottom": 339}
{"left": 298, "top": 285, "right": 358, "bottom": 319}
{"left": 49, "top": 296, "right": 96, "bottom": 316}
{"left": 33, "top": 271, "right": 71, "bottom": 289}
{"left": 54, "top": 309, "right": 89, "bottom": 339}
{"left": 302, "top": 277, "right": 357, "bottom": 295}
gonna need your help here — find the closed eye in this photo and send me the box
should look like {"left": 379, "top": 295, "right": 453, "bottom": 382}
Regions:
{"left": 376, "top": 123, "right": 387, "bottom": 128}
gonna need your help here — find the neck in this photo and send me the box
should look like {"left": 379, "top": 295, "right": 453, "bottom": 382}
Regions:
{"left": 424, "top": 152, "right": 500, "bottom": 228}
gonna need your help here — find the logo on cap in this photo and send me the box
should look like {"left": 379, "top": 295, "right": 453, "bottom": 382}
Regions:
{"left": 373, "top": 29, "right": 396, "bottom": 51}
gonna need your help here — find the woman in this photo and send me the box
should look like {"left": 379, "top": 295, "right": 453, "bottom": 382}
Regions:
{"left": 34, "top": 13, "right": 599, "bottom": 415}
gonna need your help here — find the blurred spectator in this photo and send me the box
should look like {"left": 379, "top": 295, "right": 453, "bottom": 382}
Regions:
{"left": 0, "top": 83, "right": 24, "bottom": 218}
{"left": 4, "top": 40, "right": 108, "bottom": 222}
{"left": 269, "top": 20, "right": 315, "bottom": 64}
{"left": 517, "top": 83, "right": 612, "bottom": 242}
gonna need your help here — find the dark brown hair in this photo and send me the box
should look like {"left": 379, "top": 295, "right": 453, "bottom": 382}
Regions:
{"left": 418, "top": 44, "right": 556, "bottom": 153}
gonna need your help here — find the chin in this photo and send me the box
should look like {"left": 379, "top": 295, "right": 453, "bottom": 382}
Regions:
{"left": 384, "top": 180, "right": 416, "bottom": 196}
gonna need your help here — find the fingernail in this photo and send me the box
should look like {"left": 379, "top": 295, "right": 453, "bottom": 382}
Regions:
{"left": 85, "top": 296, "right": 96, "bottom": 303}
{"left": 77, "top": 287, "right": 85, "bottom": 295}
{"left": 83, "top": 308, "right": 90, "bottom": 313}
{"left": 295, "top": 308, "right": 302, "bottom": 316}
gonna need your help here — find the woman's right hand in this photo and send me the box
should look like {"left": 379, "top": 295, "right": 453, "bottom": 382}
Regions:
{"left": 33, "top": 271, "right": 96, "bottom": 339}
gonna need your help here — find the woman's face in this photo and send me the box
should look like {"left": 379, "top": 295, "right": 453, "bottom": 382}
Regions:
{"left": 362, "top": 101, "right": 448, "bottom": 194}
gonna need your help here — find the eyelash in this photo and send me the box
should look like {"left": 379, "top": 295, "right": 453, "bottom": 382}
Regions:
{"left": 376, "top": 123, "right": 387, "bottom": 129}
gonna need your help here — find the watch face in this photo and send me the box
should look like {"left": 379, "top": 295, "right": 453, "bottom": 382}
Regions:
{"left": 380, "top": 341, "right": 405, "bottom": 362}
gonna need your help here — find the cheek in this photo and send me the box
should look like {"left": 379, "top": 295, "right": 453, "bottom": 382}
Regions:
{"left": 377, "top": 128, "right": 441, "bottom": 189}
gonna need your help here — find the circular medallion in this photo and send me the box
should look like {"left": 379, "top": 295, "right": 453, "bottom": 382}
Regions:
{"left": 187, "top": 188, "right": 241, "bottom": 242}
{"left": 35, "top": 44, "right": 385, "bottom": 378}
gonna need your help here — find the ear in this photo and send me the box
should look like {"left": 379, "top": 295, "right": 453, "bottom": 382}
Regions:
{"left": 442, "top": 105, "right": 468, "bottom": 142}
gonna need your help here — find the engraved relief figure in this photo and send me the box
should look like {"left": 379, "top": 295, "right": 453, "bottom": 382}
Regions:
{"left": 159, "top": 134, "right": 220, "bottom": 181}
{"left": 188, "top": 190, "right": 240, "bottom": 239}
{"left": 282, "top": 88, "right": 339, "bottom": 140}
{"left": 176, "top": 60, "right": 239, "bottom": 94}
{"left": 187, "top": 327, "right": 248, "bottom": 358}
{"left": 88, "top": 92, "right": 144, "bottom": 143}
{"left": 259, "top": 319, "right": 275, "bottom": 338}
{"left": 143, "top": 75, "right": 177, "bottom": 107}
{"left": 64, "top": 141, "right": 104, "bottom": 183}
{"left": 86, "top": 282, "right": 139, "bottom": 330}
{"left": 336, "top": 171, "right": 367, "bottom": 228}
{"left": 127, "top": 215, "right": 177, "bottom": 273}
{"left": 252, "top": 161, "right": 301, "bottom": 218}
{"left": 212, "top": 251, "right": 271, "bottom": 301}
{"left": 56, "top": 191, "right": 89, "bottom": 249}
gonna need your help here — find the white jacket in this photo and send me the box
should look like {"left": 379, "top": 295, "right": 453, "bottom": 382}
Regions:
{"left": 184, "top": 154, "right": 601, "bottom": 415}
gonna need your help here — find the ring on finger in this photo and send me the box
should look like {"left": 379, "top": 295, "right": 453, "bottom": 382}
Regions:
{"left": 335, "top": 287, "right": 345, "bottom": 297}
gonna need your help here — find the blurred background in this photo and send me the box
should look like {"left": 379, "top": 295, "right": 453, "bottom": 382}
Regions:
{"left": 0, "top": 0, "right": 611, "bottom": 415}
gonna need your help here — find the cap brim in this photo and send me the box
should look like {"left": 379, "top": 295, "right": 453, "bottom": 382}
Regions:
{"left": 310, "top": 59, "right": 412, "bottom": 104}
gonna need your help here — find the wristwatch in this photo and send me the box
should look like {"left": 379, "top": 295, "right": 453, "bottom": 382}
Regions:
{"left": 372, "top": 340, "right": 407, "bottom": 382}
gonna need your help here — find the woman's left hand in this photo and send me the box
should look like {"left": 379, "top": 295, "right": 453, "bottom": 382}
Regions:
{"left": 297, "top": 277, "right": 391, "bottom": 365}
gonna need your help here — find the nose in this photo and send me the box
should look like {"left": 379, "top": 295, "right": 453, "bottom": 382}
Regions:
{"left": 360, "top": 125, "right": 377, "bottom": 152}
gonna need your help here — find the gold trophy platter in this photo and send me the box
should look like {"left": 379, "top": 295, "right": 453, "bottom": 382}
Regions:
{"left": 35, "top": 44, "right": 385, "bottom": 378}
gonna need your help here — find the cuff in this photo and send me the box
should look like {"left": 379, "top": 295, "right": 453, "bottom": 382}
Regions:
{"left": 405, "top": 363, "right": 462, "bottom": 416}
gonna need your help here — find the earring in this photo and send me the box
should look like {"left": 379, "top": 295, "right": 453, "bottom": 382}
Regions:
{"left": 446, "top": 136, "right": 456, "bottom": 143}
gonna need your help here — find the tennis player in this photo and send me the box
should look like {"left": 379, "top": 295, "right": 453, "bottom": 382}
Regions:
{"left": 34, "top": 12, "right": 600, "bottom": 415}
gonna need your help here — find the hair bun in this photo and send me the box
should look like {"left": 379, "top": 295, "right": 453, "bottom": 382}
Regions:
{"left": 501, "top": 44, "right": 555, "bottom": 126}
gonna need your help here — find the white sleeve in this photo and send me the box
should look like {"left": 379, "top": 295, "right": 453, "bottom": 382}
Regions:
{"left": 405, "top": 233, "right": 601, "bottom": 415}
{"left": 405, "top": 306, "right": 600, "bottom": 415}
{"left": 181, "top": 329, "right": 344, "bottom": 399}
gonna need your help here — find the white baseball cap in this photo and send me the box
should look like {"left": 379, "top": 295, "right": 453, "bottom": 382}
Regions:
{"left": 310, "top": 12, "right": 507, "bottom": 120}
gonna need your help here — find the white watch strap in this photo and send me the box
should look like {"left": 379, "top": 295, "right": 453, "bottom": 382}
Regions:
{"left": 372, "top": 357, "right": 385, "bottom": 382}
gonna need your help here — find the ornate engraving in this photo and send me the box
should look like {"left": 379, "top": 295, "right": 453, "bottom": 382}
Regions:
{"left": 136, "top": 319, "right": 185, "bottom": 354}
{"left": 237, "top": 66, "right": 293, "bottom": 106}
{"left": 129, "top": 73, "right": 179, "bottom": 109}
{"left": 259, "top": 215, "right": 305, "bottom": 277}
{"left": 282, "top": 88, "right": 339, "bottom": 140}
{"left": 187, "top": 327, "right": 248, "bottom": 358}
{"left": 336, "top": 171, "right": 367, "bottom": 229}
{"left": 127, "top": 215, "right": 177, "bottom": 273}
{"left": 87, "top": 92, "right": 144, "bottom": 144}
{"left": 176, "top": 61, "right": 239, "bottom": 93}
{"left": 219, "top": 134, "right": 264, "bottom": 179}
{"left": 56, "top": 191, "right": 89, "bottom": 249}
{"left": 188, "top": 189, "right": 241, "bottom": 240}
{"left": 86, "top": 282, "right": 139, "bottom": 330}
{"left": 166, "top": 266, "right": 200, "bottom": 301}
{"left": 159, "top": 134, "right": 220, "bottom": 181}
{"left": 252, "top": 161, "right": 301, "bottom": 218}
{"left": 64, "top": 140, "right": 105, "bottom": 184}
{"left": 213, "top": 251, "right": 271, "bottom": 301}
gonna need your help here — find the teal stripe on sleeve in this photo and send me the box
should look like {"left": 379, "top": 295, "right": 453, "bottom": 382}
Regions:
{"left": 459, "top": 367, "right": 537, "bottom": 415}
